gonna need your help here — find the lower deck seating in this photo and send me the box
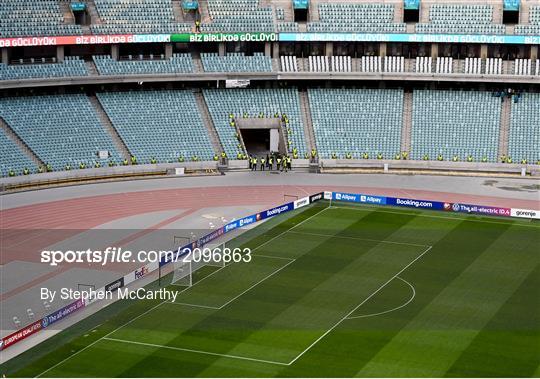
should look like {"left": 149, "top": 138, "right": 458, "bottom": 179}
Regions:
{"left": 411, "top": 90, "right": 501, "bottom": 162}
{"left": 509, "top": 92, "right": 540, "bottom": 163}
{"left": 203, "top": 88, "right": 306, "bottom": 158}
{"left": 0, "top": 94, "right": 122, "bottom": 170}
{"left": 97, "top": 90, "right": 213, "bottom": 163}
{"left": 0, "top": 128, "right": 36, "bottom": 176}
{"left": 308, "top": 88, "right": 403, "bottom": 159}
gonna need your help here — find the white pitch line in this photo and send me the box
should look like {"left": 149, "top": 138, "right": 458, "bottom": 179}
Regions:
{"left": 167, "top": 257, "right": 295, "bottom": 310}
{"left": 287, "top": 230, "right": 430, "bottom": 248}
{"left": 345, "top": 276, "right": 416, "bottom": 319}
{"left": 218, "top": 258, "right": 295, "bottom": 309}
{"left": 166, "top": 302, "right": 221, "bottom": 309}
{"left": 287, "top": 245, "right": 432, "bottom": 366}
{"left": 251, "top": 253, "right": 295, "bottom": 261}
{"left": 36, "top": 206, "right": 328, "bottom": 376}
{"left": 102, "top": 337, "right": 289, "bottom": 366}
{"left": 330, "top": 205, "right": 540, "bottom": 228}
{"left": 249, "top": 205, "right": 330, "bottom": 252}
{"left": 36, "top": 263, "right": 229, "bottom": 378}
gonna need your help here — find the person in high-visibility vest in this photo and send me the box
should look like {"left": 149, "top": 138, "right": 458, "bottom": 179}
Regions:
{"left": 123, "top": 158, "right": 129, "bottom": 165}
{"left": 79, "top": 162, "right": 86, "bottom": 169}
{"left": 437, "top": 154, "right": 443, "bottom": 161}
{"left": 150, "top": 157, "right": 157, "bottom": 164}
{"left": 331, "top": 152, "right": 337, "bottom": 159}
{"left": 282, "top": 156, "right": 288, "bottom": 172}
{"left": 501, "top": 154, "right": 507, "bottom": 163}
{"left": 95, "top": 161, "right": 101, "bottom": 168}
{"left": 23, "top": 167, "right": 30, "bottom": 175}
{"left": 221, "top": 152, "right": 227, "bottom": 160}
{"left": 452, "top": 155, "right": 459, "bottom": 162}
{"left": 363, "top": 152, "right": 369, "bottom": 159}
{"left": 131, "top": 155, "right": 137, "bottom": 165}
{"left": 46, "top": 163, "right": 52, "bottom": 172}
{"left": 213, "top": 154, "right": 219, "bottom": 161}
{"left": 109, "top": 160, "right": 115, "bottom": 167}
{"left": 8, "top": 169, "right": 15, "bottom": 177}
{"left": 507, "top": 156, "right": 513, "bottom": 164}
{"left": 65, "top": 163, "right": 72, "bottom": 170}
{"left": 346, "top": 152, "right": 352, "bottom": 159}
{"left": 287, "top": 156, "right": 292, "bottom": 170}
{"left": 260, "top": 157, "right": 266, "bottom": 171}
{"left": 38, "top": 166, "right": 44, "bottom": 173}
{"left": 423, "top": 154, "right": 429, "bottom": 161}
{"left": 178, "top": 156, "right": 184, "bottom": 162}
{"left": 195, "top": 19, "right": 201, "bottom": 33}
{"left": 402, "top": 151, "right": 408, "bottom": 160}
{"left": 467, "top": 155, "right": 473, "bottom": 162}
{"left": 276, "top": 156, "right": 282, "bottom": 171}
{"left": 377, "top": 153, "right": 383, "bottom": 160}
{"left": 481, "top": 156, "right": 488, "bottom": 163}
{"left": 253, "top": 157, "right": 258, "bottom": 171}
{"left": 521, "top": 158, "right": 527, "bottom": 164}
{"left": 268, "top": 156, "right": 273, "bottom": 170}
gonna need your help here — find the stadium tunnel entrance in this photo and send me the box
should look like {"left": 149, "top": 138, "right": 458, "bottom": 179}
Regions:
{"left": 237, "top": 118, "right": 287, "bottom": 156}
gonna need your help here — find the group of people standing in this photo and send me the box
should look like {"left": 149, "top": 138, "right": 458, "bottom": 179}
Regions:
{"left": 249, "top": 152, "right": 292, "bottom": 172}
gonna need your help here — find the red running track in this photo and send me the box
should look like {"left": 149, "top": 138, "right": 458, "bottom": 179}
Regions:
{"left": 1, "top": 184, "right": 537, "bottom": 267}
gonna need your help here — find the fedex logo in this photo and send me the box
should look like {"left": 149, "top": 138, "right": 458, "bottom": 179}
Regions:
{"left": 134, "top": 266, "right": 149, "bottom": 279}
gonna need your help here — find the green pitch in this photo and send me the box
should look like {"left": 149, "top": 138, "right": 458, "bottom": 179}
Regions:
{"left": 5, "top": 202, "right": 540, "bottom": 377}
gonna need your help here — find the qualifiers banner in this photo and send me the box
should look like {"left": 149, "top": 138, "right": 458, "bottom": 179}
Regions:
{"left": 1, "top": 320, "right": 42, "bottom": 350}
{"left": 171, "top": 32, "right": 278, "bottom": 43}
{"left": 0, "top": 34, "right": 170, "bottom": 48}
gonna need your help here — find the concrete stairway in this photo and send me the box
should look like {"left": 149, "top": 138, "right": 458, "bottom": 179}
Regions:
{"left": 299, "top": 90, "right": 316, "bottom": 153}
{"left": 0, "top": 117, "right": 44, "bottom": 167}
{"left": 498, "top": 96, "right": 511, "bottom": 159}
{"left": 194, "top": 91, "right": 224, "bottom": 156}
{"left": 60, "top": 0, "right": 76, "bottom": 24}
{"left": 88, "top": 95, "right": 131, "bottom": 161}
{"left": 199, "top": 0, "right": 211, "bottom": 23}
{"left": 86, "top": 0, "right": 103, "bottom": 24}
{"left": 85, "top": 60, "right": 99, "bottom": 75}
{"left": 400, "top": 90, "right": 413, "bottom": 154}
{"left": 171, "top": 0, "right": 185, "bottom": 22}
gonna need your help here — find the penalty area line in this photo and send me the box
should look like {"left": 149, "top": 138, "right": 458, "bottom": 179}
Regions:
{"left": 102, "top": 337, "right": 290, "bottom": 366}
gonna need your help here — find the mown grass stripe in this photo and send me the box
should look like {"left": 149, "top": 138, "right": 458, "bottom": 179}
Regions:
{"left": 444, "top": 265, "right": 540, "bottom": 378}
{"left": 356, "top": 222, "right": 534, "bottom": 377}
